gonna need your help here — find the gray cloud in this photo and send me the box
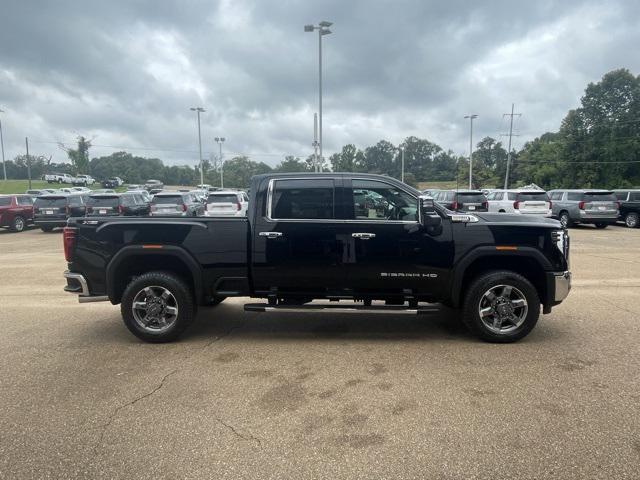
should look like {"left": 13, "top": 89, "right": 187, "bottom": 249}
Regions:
{"left": 1, "top": 0, "right": 639, "bottom": 167}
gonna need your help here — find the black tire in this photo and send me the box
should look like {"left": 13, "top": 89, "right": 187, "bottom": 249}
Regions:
{"left": 121, "top": 271, "right": 195, "bottom": 343}
{"left": 10, "top": 216, "right": 26, "bottom": 232}
{"left": 58, "top": 178, "right": 63, "bottom": 184}
{"left": 624, "top": 212, "right": 639, "bottom": 228}
{"left": 559, "top": 211, "right": 571, "bottom": 228}
{"left": 204, "top": 296, "right": 226, "bottom": 307}
{"left": 594, "top": 223, "right": 608, "bottom": 229}
{"left": 40, "top": 226, "right": 53, "bottom": 232}
{"left": 462, "top": 270, "right": 540, "bottom": 343}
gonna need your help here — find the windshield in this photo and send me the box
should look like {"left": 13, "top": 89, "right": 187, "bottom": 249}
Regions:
{"left": 35, "top": 197, "right": 67, "bottom": 207}
{"left": 0, "top": 197, "right": 11, "bottom": 206}
{"left": 152, "top": 195, "right": 183, "bottom": 205}
{"left": 518, "top": 192, "right": 549, "bottom": 201}
{"left": 87, "top": 196, "right": 119, "bottom": 207}
{"left": 208, "top": 194, "right": 238, "bottom": 204}
{"left": 457, "top": 193, "right": 485, "bottom": 203}
{"left": 584, "top": 192, "right": 616, "bottom": 202}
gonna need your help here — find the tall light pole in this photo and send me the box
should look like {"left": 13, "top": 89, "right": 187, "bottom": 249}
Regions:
{"left": 304, "top": 21, "right": 332, "bottom": 172}
{"left": 215, "top": 137, "right": 225, "bottom": 188}
{"left": 0, "top": 109, "right": 6, "bottom": 181}
{"left": 464, "top": 114, "right": 478, "bottom": 189}
{"left": 312, "top": 113, "right": 319, "bottom": 172}
{"left": 400, "top": 146, "right": 405, "bottom": 183}
{"left": 190, "top": 107, "right": 205, "bottom": 186}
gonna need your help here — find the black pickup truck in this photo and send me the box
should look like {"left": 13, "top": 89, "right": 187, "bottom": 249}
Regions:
{"left": 63, "top": 173, "right": 571, "bottom": 343}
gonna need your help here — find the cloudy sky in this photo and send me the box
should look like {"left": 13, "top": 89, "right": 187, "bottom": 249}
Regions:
{"left": 1, "top": 0, "right": 639, "bottom": 167}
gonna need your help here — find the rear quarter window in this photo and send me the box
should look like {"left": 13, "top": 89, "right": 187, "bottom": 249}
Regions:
{"left": 0, "top": 197, "right": 11, "bottom": 206}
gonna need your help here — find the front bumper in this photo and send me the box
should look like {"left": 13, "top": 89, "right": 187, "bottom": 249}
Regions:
{"left": 550, "top": 271, "right": 572, "bottom": 302}
{"left": 63, "top": 271, "right": 109, "bottom": 303}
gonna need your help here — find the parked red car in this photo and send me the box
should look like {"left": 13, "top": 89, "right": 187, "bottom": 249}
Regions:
{"left": 0, "top": 195, "right": 35, "bottom": 232}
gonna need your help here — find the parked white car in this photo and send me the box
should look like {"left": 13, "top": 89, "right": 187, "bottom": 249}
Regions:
{"left": 487, "top": 189, "right": 552, "bottom": 217}
{"left": 204, "top": 190, "right": 249, "bottom": 217}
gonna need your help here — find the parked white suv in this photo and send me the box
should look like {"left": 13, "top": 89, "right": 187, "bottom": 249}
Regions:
{"left": 204, "top": 190, "right": 249, "bottom": 217}
{"left": 487, "top": 189, "right": 552, "bottom": 217}
{"left": 72, "top": 174, "right": 96, "bottom": 186}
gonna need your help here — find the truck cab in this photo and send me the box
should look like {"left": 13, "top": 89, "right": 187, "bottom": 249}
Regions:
{"left": 63, "top": 173, "right": 571, "bottom": 344}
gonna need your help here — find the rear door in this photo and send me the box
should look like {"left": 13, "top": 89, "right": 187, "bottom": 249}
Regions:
{"left": 582, "top": 191, "right": 618, "bottom": 216}
{"left": 15, "top": 195, "right": 34, "bottom": 221}
{"left": 456, "top": 192, "right": 487, "bottom": 212}
{"left": 251, "top": 177, "right": 351, "bottom": 294}
{"left": 35, "top": 196, "right": 68, "bottom": 220}
{"left": 207, "top": 193, "right": 240, "bottom": 215}
{"left": 517, "top": 191, "right": 551, "bottom": 214}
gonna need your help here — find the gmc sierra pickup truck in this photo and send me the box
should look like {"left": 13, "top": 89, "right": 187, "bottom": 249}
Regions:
{"left": 63, "top": 173, "right": 571, "bottom": 343}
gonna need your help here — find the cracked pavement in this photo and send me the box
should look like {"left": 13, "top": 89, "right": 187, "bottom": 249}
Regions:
{"left": 1, "top": 225, "right": 639, "bottom": 479}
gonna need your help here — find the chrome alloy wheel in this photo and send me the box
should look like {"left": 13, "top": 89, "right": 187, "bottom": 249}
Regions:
{"left": 132, "top": 286, "right": 179, "bottom": 333}
{"left": 478, "top": 284, "right": 528, "bottom": 334}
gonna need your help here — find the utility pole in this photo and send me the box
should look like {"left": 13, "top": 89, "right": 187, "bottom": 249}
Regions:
{"left": 304, "top": 21, "right": 332, "bottom": 174}
{"left": 190, "top": 107, "right": 205, "bottom": 186}
{"left": 312, "top": 113, "right": 320, "bottom": 172}
{"left": 0, "top": 109, "right": 6, "bottom": 180}
{"left": 502, "top": 103, "right": 521, "bottom": 189}
{"left": 25, "top": 137, "right": 32, "bottom": 190}
{"left": 464, "top": 114, "right": 478, "bottom": 189}
{"left": 215, "top": 137, "right": 225, "bottom": 188}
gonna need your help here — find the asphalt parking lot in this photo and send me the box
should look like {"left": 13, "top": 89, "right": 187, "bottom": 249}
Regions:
{"left": 1, "top": 225, "right": 639, "bottom": 479}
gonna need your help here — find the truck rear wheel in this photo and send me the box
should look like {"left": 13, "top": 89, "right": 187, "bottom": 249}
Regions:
{"left": 462, "top": 270, "right": 540, "bottom": 343}
{"left": 121, "top": 271, "right": 195, "bottom": 343}
{"left": 625, "top": 212, "right": 639, "bottom": 228}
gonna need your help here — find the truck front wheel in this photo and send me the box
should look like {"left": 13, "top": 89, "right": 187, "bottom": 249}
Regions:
{"left": 462, "top": 270, "right": 540, "bottom": 343}
{"left": 121, "top": 271, "right": 195, "bottom": 343}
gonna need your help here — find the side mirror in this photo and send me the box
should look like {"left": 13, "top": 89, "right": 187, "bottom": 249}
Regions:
{"left": 419, "top": 195, "right": 442, "bottom": 233}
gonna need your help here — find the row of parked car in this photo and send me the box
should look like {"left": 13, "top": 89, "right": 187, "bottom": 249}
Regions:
{"left": 424, "top": 188, "right": 640, "bottom": 228}
{"left": 0, "top": 188, "right": 249, "bottom": 233}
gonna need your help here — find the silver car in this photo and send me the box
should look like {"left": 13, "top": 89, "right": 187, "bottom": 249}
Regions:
{"left": 548, "top": 189, "right": 619, "bottom": 228}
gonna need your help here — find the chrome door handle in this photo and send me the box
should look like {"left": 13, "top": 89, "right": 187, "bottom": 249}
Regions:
{"left": 352, "top": 232, "right": 376, "bottom": 239}
{"left": 259, "top": 231, "right": 283, "bottom": 239}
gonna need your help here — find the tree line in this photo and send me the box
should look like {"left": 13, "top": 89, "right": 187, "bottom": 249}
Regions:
{"left": 3, "top": 68, "right": 639, "bottom": 189}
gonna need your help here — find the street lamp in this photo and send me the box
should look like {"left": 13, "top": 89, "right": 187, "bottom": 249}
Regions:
{"left": 464, "top": 114, "right": 478, "bottom": 189}
{"left": 399, "top": 146, "right": 405, "bottom": 183}
{"left": 304, "top": 21, "right": 332, "bottom": 172}
{"left": 0, "top": 109, "right": 6, "bottom": 181}
{"left": 190, "top": 107, "right": 205, "bottom": 186}
{"left": 215, "top": 137, "right": 225, "bottom": 188}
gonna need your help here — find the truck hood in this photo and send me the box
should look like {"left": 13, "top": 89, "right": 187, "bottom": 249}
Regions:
{"left": 470, "top": 212, "right": 561, "bottom": 228}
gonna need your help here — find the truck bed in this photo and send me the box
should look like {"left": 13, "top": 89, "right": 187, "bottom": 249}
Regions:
{"left": 67, "top": 216, "right": 250, "bottom": 301}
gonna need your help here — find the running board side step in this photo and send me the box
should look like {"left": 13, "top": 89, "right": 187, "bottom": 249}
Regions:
{"left": 244, "top": 303, "right": 440, "bottom": 315}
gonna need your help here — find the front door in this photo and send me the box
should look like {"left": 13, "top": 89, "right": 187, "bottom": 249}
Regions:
{"left": 344, "top": 178, "right": 453, "bottom": 298}
{"left": 252, "top": 177, "right": 352, "bottom": 296}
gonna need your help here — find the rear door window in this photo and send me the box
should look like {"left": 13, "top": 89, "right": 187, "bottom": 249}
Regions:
{"left": 152, "top": 195, "right": 184, "bottom": 205}
{"left": 35, "top": 197, "right": 67, "bottom": 208}
{"left": 271, "top": 179, "right": 335, "bottom": 220}
{"left": 208, "top": 194, "right": 238, "bottom": 204}
{"left": 87, "top": 196, "right": 119, "bottom": 207}
{"left": 584, "top": 192, "right": 616, "bottom": 202}
{"left": 457, "top": 193, "right": 485, "bottom": 203}
{"left": 518, "top": 192, "right": 549, "bottom": 201}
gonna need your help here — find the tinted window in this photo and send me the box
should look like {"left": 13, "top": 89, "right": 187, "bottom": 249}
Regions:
{"left": 35, "top": 197, "right": 67, "bottom": 207}
{"left": 271, "top": 179, "right": 334, "bottom": 219}
{"left": 567, "top": 192, "right": 582, "bottom": 201}
{"left": 87, "top": 196, "right": 119, "bottom": 207}
{"left": 457, "top": 193, "right": 485, "bottom": 203}
{"left": 0, "top": 197, "right": 11, "bottom": 206}
{"left": 208, "top": 194, "right": 238, "bottom": 204}
{"left": 494, "top": 192, "right": 504, "bottom": 200}
{"left": 68, "top": 196, "right": 83, "bottom": 206}
{"left": 549, "top": 192, "right": 562, "bottom": 200}
{"left": 121, "top": 195, "right": 136, "bottom": 206}
{"left": 518, "top": 192, "right": 549, "bottom": 201}
{"left": 17, "top": 196, "right": 33, "bottom": 205}
{"left": 584, "top": 192, "right": 616, "bottom": 202}
{"left": 352, "top": 179, "right": 417, "bottom": 221}
{"left": 152, "top": 195, "right": 184, "bottom": 205}
{"left": 445, "top": 191, "right": 455, "bottom": 201}
{"left": 630, "top": 192, "right": 640, "bottom": 201}
{"left": 615, "top": 192, "right": 629, "bottom": 201}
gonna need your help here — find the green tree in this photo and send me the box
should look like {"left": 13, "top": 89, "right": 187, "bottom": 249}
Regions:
{"left": 61, "top": 136, "right": 91, "bottom": 174}
{"left": 274, "top": 156, "right": 312, "bottom": 173}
